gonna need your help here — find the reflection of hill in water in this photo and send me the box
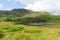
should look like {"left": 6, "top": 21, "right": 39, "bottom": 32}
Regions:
{"left": 25, "top": 23, "right": 59, "bottom": 26}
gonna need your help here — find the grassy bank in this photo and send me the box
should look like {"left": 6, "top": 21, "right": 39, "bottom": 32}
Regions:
{"left": 0, "top": 22, "right": 60, "bottom": 40}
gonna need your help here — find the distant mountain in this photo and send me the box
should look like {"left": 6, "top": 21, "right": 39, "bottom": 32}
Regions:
{"left": 12, "top": 8, "right": 34, "bottom": 14}
{"left": 0, "top": 9, "right": 34, "bottom": 17}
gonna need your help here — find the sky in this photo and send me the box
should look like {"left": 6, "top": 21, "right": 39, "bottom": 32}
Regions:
{"left": 0, "top": 0, "right": 26, "bottom": 10}
{"left": 0, "top": 0, "right": 60, "bottom": 15}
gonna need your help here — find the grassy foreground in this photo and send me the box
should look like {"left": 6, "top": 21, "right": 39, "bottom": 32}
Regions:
{"left": 0, "top": 22, "right": 60, "bottom": 40}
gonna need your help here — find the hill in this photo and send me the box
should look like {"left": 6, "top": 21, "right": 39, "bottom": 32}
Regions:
{"left": 0, "top": 8, "right": 60, "bottom": 25}
{"left": 0, "top": 9, "right": 34, "bottom": 18}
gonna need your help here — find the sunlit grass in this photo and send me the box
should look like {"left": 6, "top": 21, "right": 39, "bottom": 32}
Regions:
{"left": 0, "top": 22, "right": 60, "bottom": 40}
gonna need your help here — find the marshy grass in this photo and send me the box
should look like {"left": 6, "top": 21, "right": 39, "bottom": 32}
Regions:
{"left": 0, "top": 22, "right": 60, "bottom": 40}
{"left": 24, "top": 29, "right": 42, "bottom": 33}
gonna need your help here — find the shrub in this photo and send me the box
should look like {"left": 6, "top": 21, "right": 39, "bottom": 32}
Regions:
{"left": 5, "top": 18, "right": 13, "bottom": 22}
{"left": 5, "top": 27, "right": 24, "bottom": 32}
{"left": 0, "top": 31, "right": 5, "bottom": 38}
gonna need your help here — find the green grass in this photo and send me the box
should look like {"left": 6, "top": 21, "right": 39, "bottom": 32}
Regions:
{"left": 0, "top": 22, "right": 60, "bottom": 40}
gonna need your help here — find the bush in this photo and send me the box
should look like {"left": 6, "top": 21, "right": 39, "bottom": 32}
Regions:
{"left": 4, "top": 27, "right": 24, "bottom": 32}
{"left": 5, "top": 18, "right": 13, "bottom": 22}
{"left": 0, "top": 31, "right": 5, "bottom": 38}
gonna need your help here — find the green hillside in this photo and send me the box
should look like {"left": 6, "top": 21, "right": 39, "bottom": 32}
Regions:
{"left": 0, "top": 9, "right": 60, "bottom": 25}
{"left": 0, "top": 9, "right": 33, "bottom": 18}
{"left": 16, "top": 12, "right": 60, "bottom": 24}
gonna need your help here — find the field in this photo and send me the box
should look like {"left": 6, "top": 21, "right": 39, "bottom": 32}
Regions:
{"left": 0, "top": 22, "right": 60, "bottom": 40}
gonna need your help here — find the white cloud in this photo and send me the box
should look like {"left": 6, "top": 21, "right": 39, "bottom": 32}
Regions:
{"left": 25, "top": 0, "right": 60, "bottom": 11}
{"left": 6, "top": 0, "right": 40, "bottom": 4}
{"left": 18, "top": 0, "right": 39, "bottom": 5}
{"left": 0, "top": 4, "right": 3, "bottom": 9}
{"left": 23, "top": 0, "right": 60, "bottom": 15}
{"left": 25, "top": 1, "right": 53, "bottom": 11}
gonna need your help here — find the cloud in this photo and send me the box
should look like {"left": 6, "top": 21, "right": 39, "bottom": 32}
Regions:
{"left": 0, "top": 4, "right": 3, "bottom": 9}
{"left": 23, "top": 0, "right": 60, "bottom": 15}
{"left": 25, "top": 0, "right": 60, "bottom": 11}
{"left": 18, "top": 0, "right": 39, "bottom": 5}
{"left": 6, "top": 0, "right": 40, "bottom": 4}
{"left": 25, "top": 1, "right": 52, "bottom": 11}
